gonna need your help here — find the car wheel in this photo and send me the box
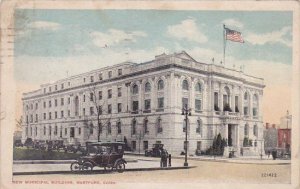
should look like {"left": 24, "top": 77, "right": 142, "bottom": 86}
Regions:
{"left": 115, "top": 161, "right": 125, "bottom": 173}
{"left": 82, "top": 162, "right": 93, "bottom": 172}
{"left": 70, "top": 162, "right": 81, "bottom": 172}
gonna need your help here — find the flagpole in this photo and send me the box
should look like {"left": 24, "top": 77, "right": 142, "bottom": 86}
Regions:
{"left": 223, "top": 24, "right": 226, "bottom": 66}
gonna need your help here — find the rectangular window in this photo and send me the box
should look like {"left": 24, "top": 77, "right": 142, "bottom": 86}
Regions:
{"left": 143, "top": 141, "right": 148, "bottom": 150}
{"left": 43, "top": 113, "right": 46, "bottom": 120}
{"left": 55, "top": 85, "right": 57, "bottom": 90}
{"left": 55, "top": 99, "right": 58, "bottom": 107}
{"left": 118, "top": 103, "right": 122, "bottom": 113}
{"left": 65, "top": 128, "right": 67, "bottom": 135}
{"left": 144, "top": 99, "right": 151, "bottom": 110}
{"left": 90, "top": 93, "right": 94, "bottom": 101}
{"left": 108, "top": 89, "right": 112, "bottom": 99}
{"left": 83, "top": 95, "right": 86, "bottom": 102}
{"left": 99, "top": 106, "right": 102, "bottom": 115}
{"left": 68, "top": 97, "right": 70, "bottom": 104}
{"left": 253, "top": 108, "right": 257, "bottom": 116}
{"left": 43, "top": 101, "right": 46, "bottom": 108}
{"left": 118, "top": 87, "right": 122, "bottom": 97}
{"left": 26, "top": 115, "right": 28, "bottom": 123}
{"left": 158, "top": 98, "right": 164, "bottom": 109}
{"left": 78, "top": 127, "right": 81, "bottom": 135}
{"left": 49, "top": 112, "right": 52, "bottom": 120}
{"left": 108, "top": 71, "right": 112, "bottom": 78}
{"left": 195, "top": 99, "right": 201, "bottom": 111}
{"left": 61, "top": 83, "right": 64, "bottom": 89}
{"left": 49, "top": 100, "right": 52, "bottom": 108}
{"left": 108, "top": 104, "right": 112, "bottom": 114}
{"left": 99, "top": 91, "right": 102, "bottom": 100}
{"left": 132, "top": 101, "right": 139, "bottom": 113}
{"left": 68, "top": 110, "right": 70, "bottom": 117}
{"left": 70, "top": 127, "right": 75, "bottom": 137}
{"left": 90, "top": 107, "right": 94, "bottom": 115}
{"left": 68, "top": 82, "right": 70, "bottom": 86}
{"left": 244, "top": 107, "right": 248, "bottom": 115}
{"left": 197, "top": 141, "right": 202, "bottom": 150}
{"left": 83, "top": 108, "right": 85, "bottom": 116}
{"left": 44, "top": 88, "right": 46, "bottom": 93}
{"left": 35, "top": 103, "right": 38, "bottom": 110}
{"left": 49, "top": 87, "right": 51, "bottom": 92}
{"left": 90, "top": 76, "right": 94, "bottom": 83}
{"left": 55, "top": 111, "right": 57, "bottom": 119}
{"left": 118, "top": 69, "right": 122, "bottom": 76}
{"left": 61, "top": 98, "right": 64, "bottom": 106}
{"left": 30, "top": 115, "right": 33, "bottom": 123}
{"left": 182, "top": 98, "right": 188, "bottom": 109}
{"left": 99, "top": 73, "right": 103, "bottom": 80}
{"left": 61, "top": 110, "right": 64, "bottom": 118}
{"left": 83, "top": 78, "right": 86, "bottom": 83}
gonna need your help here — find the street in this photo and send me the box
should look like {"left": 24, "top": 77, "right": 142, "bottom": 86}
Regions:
{"left": 13, "top": 156, "right": 291, "bottom": 184}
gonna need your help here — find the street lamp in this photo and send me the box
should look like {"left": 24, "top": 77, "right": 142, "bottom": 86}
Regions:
{"left": 182, "top": 104, "right": 191, "bottom": 167}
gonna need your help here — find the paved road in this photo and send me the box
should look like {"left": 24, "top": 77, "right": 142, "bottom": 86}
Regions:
{"left": 13, "top": 157, "right": 290, "bottom": 184}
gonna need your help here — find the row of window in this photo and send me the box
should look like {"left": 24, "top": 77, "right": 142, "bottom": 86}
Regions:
{"left": 43, "top": 69, "right": 123, "bottom": 94}
{"left": 132, "top": 79, "right": 202, "bottom": 95}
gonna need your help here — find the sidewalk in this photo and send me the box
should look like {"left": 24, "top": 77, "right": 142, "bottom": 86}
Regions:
{"left": 125, "top": 152, "right": 291, "bottom": 165}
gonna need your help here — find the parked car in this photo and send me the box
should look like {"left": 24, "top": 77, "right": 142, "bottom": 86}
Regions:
{"left": 64, "top": 144, "right": 87, "bottom": 155}
{"left": 70, "top": 142, "right": 127, "bottom": 173}
{"left": 145, "top": 143, "right": 165, "bottom": 157}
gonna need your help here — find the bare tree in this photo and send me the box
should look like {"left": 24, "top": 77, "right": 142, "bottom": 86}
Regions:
{"left": 87, "top": 84, "right": 112, "bottom": 142}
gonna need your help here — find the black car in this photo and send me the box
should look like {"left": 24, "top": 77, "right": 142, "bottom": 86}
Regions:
{"left": 145, "top": 143, "right": 165, "bottom": 157}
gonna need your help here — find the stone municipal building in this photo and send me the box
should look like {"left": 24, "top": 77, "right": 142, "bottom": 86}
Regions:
{"left": 22, "top": 51, "right": 265, "bottom": 156}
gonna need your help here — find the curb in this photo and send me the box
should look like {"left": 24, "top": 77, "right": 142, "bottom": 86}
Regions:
{"left": 13, "top": 166, "right": 196, "bottom": 176}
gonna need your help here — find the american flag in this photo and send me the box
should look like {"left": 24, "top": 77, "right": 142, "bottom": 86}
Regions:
{"left": 225, "top": 28, "right": 244, "bottom": 43}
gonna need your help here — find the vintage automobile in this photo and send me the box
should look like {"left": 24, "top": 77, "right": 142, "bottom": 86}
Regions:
{"left": 145, "top": 143, "right": 165, "bottom": 157}
{"left": 70, "top": 142, "right": 127, "bottom": 173}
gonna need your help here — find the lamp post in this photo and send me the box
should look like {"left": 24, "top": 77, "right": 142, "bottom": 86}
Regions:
{"left": 182, "top": 104, "right": 191, "bottom": 167}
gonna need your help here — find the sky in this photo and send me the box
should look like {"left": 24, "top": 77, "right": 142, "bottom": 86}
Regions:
{"left": 14, "top": 9, "right": 293, "bottom": 124}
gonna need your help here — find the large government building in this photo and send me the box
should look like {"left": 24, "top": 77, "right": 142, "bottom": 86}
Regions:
{"left": 21, "top": 51, "right": 265, "bottom": 156}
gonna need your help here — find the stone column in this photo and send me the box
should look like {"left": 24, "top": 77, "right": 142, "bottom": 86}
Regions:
{"left": 125, "top": 82, "right": 131, "bottom": 112}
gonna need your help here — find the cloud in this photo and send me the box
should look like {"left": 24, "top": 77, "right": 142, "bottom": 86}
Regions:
{"left": 28, "top": 21, "right": 61, "bottom": 30}
{"left": 167, "top": 18, "right": 207, "bottom": 43}
{"left": 246, "top": 26, "right": 292, "bottom": 47}
{"left": 222, "top": 18, "right": 244, "bottom": 29}
{"left": 90, "top": 29, "right": 147, "bottom": 48}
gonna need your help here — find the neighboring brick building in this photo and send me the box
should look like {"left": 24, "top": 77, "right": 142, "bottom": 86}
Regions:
{"left": 21, "top": 51, "right": 265, "bottom": 156}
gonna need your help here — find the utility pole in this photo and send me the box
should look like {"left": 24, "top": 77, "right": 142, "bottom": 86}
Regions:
{"left": 182, "top": 104, "right": 191, "bottom": 167}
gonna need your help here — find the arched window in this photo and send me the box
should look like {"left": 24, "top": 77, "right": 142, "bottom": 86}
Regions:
{"left": 145, "top": 82, "right": 151, "bottom": 92}
{"left": 132, "top": 119, "right": 136, "bottom": 135}
{"left": 157, "top": 117, "right": 162, "bottom": 133}
{"left": 107, "top": 122, "right": 111, "bottom": 134}
{"left": 253, "top": 94, "right": 259, "bottom": 117}
{"left": 196, "top": 119, "right": 202, "bottom": 136}
{"left": 117, "top": 121, "right": 121, "bottom": 134}
{"left": 157, "top": 80, "right": 164, "bottom": 90}
{"left": 182, "top": 80, "right": 189, "bottom": 90}
{"left": 195, "top": 82, "right": 202, "bottom": 92}
{"left": 132, "top": 84, "right": 139, "bottom": 94}
{"left": 244, "top": 92, "right": 248, "bottom": 100}
{"left": 43, "top": 126, "right": 46, "bottom": 135}
{"left": 253, "top": 124, "right": 258, "bottom": 137}
{"left": 244, "top": 124, "right": 249, "bottom": 136}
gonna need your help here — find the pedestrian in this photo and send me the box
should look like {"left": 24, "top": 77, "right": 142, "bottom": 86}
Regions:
{"left": 267, "top": 150, "right": 271, "bottom": 158}
{"left": 240, "top": 148, "right": 244, "bottom": 156}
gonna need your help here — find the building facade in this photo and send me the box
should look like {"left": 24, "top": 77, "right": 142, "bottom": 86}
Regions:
{"left": 21, "top": 51, "right": 265, "bottom": 156}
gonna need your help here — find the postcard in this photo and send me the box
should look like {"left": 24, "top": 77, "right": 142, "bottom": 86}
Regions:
{"left": 0, "top": 1, "right": 299, "bottom": 189}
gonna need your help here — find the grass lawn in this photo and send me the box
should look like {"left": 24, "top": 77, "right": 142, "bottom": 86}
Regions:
{"left": 13, "top": 147, "right": 81, "bottom": 160}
